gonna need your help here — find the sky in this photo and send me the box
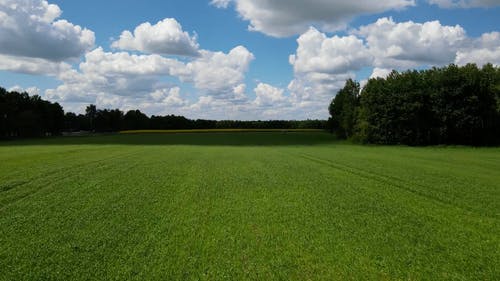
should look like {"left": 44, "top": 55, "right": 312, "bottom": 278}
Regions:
{"left": 0, "top": 0, "right": 499, "bottom": 120}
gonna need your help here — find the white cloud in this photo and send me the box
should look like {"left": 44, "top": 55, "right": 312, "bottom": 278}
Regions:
{"left": 44, "top": 45, "right": 256, "bottom": 118}
{"left": 352, "top": 18, "right": 500, "bottom": 68}
{"left": 355, "top": 17, "right": 467, "bottom": 69}
{"left": 233, "top": 84, "right": 247, "bottom": 99}
{"left": 370, "top": 68, "right": 393, "bottom": 79}
{"left": 286, "top": 27, "right": 369, "bottom": 118}
{"left": 290, "top": 27, "right": 372, "bottom": 75}
{"left": 428, "top": 0, "right": 500, "bottom": 8}
{"left": 210, "top": 0, "right": 231, "bottom": 8}
{"left": 287, "top": 72, "right": 354, "bottom": 118}
{"left": 0, "top": 0, "right": 94, "bottom": 61}
{"left": 179, "top": 46, "right": 254, "bottom": 98}
{"left": 0, "top": 54, "right": 72, "bottom": 75}
{"left": 111, "top": 18, "right": 200, "bottom": 57}
{"left": 150, "top": 87, "right": 188, "bottom": 107}
{"left": 211, "top": 0, "right": 415, "bottom": 37}
{"left": 253, "top": 83, "right": 287, "bottom": 107}
{"left": 187, "top": 95, "right": 249, "bottom": 119}
{"left": 79, "top": 47, "right": 183, "bottom": 77}
{"left": 456, "top": 48, "right": 500, "bottom": 66}
{"left": 7, "top": 86, "right": 41, "bottom": 96}
{"left": 455, "top": 32, "right": 500, "bottom": 66}
{"left": 45, "top": 47, "right": 185, "bottom": 106}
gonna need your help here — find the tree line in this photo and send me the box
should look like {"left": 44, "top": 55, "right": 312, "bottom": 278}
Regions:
{"left": 0, "top": 88, "right": 325, "bottom": 138}
{"left": 329, "top": 63, "right": 500, "bottom": 145}
{"left": 0, "top": 88, "right": 64, "bottom": 137}
{"left": 65, "top": 105, "right": 326, "bottom": 133}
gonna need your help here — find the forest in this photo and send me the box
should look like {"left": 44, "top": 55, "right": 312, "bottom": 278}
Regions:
{"left": 0, "top": 89, "right": 325, "bottom": 138}
{"left": 0, "top": 88, "right": 65, "bottom": 138}
{"left": 329, "top": 63, "right": 500, "bottom": 145}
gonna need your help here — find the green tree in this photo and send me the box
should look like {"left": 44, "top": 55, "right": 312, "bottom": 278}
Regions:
{"left": 355, "top": 64, "right": 500, "bottom": 145}
{"left": 328, "top": 79, "right": 360, "bottom": 139}
{"left": 85, "top": 104, "right": 97, "bottom": 132}
{"left": 123, "top": 110, "right": 150, "bottom": 130}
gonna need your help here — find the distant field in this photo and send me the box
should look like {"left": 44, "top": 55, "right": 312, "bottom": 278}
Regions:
{"left": 0, "top": 133, "right": 499, "bottom": 280}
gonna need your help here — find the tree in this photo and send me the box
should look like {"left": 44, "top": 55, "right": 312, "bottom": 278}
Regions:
{"left": 348, "top": 64, "right": 500, "bottom": 145}
{"left": 429, "top": 64, "right": 498, "bottom": 145}
{"left": 0, "top": 88, "right": 64, "bottom": 138}
{"left": 329, "top": 79, "right": 360, "bottom": 139}
{"left": 94, "top": 109, "right": 123, "bottom": 132}
{"left": 85, "top": 104, "right": 97, "bottom": 132}
{"left": 123, "top": 110, "right": 149, "bottom": 130}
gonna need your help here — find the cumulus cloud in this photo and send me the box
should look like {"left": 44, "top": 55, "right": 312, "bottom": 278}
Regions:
{"left": 287, "top": 72, "right": 354, "bottom": 118}
{"left": 0, "top": 54, "right": 72, "bottom": 75}
{"left": 187, "top": 95, "right": 249, "bottom": 119}
{"left": 150, "top": 87, "right": 188, "bottom": 107}
{"left": 456, "top": 48, "right": 500, "bottom": 66}
{"left": 253, "top": 83, "right": 287, "bottom": 107}
{"left": 290, "top": 27, "right": 372, "bottom": 75}
{"left": 179, "top": 46, "right": 254, "bottom": 98}
{"left": 45, "top": 47, "right": 185, "bottom": 106}
{"left": 185, "top": 86, "right": 290, "bottom": 120}
{"left": 211, "top": 0, "right": 415, "bottom": 37}
{"left": 7, "top": 86, "right": 41, "bottom": 96}
{"left": 79, "top": 47, "right": 183, "bottom": 77}
{"left": 352, "top": 18, "right": 500, "bottom": 69}
{"left": 370, "top": 68, "right": 393, "bottom": 79}
{"left": 0, "top": 0, "right": 94, "bottom": 61}
{"left": 45, "top": 48, "right": 195, "bottom": 114}
{"left": 355, "top": 17, "right": 467, "bottom": 69}
{"left": 286, "top": 27, "right": 368, "bottom": 117}
{"left": 45, "top": 45, "right": 255, "bottom": 117}
{"left": 428, "top": 0, "right": 500, "bottom": 8}
{"left": 455, "top": 32, "right": 500, "bottom": 66}
{"left": 111, "top": 18, "right": 200, "bottom": 57}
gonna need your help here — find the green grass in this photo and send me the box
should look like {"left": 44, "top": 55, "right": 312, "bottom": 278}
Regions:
{"left": 0, "top": 133, "right": 499, "bottom": 280}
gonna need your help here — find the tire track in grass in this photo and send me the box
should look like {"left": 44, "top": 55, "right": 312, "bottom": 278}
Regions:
{"left": 1, "top": 147, "right": 139, "bottom": 185}
{"left": 295, "top": 152, "right": 494, "bottom": 219}
{"left": 0, "top": 148, "right": 143, "bottom": 211}
{"left": 293, "top": 150, "right": 499, "bottom": 279}
{"left": 0, "top": 181, "right": 28, "bottom": 192}
{"left": 0, "top": 153, "right": 145, "bottom": 277}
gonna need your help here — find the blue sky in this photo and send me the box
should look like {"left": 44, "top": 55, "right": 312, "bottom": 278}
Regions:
{"left": 1, "top": 0, "right": 499, "bottom": 119}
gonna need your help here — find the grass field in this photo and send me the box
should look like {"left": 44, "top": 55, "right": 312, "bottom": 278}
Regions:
{"left": 0, "top": 133, "right": 499, "bottom": 280}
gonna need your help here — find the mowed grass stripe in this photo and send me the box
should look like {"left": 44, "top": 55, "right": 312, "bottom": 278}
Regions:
{"left": 286, "top": 148, "right": 498, "bottom": 280}
{"left": 0, "top": 147, "right": 144, "bottom": 209}
{"left": 295, "top": 145, "right": 500, "bottom": 218}
{"left": 0, "top": 133, "right": 498, "bottom": 280}
{"left": 295, "top": 151, "right": 497, "bottom": 219}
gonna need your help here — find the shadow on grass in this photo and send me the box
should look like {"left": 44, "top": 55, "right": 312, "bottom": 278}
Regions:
{"left": 0, "top": 132, "right": 338, "bottom": 147}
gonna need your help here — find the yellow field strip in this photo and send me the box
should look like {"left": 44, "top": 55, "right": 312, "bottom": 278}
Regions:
{"left": 120, "top": 129, "right": 326, "bottom": 134}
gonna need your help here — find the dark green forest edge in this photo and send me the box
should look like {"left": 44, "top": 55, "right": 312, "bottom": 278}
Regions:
{"left": 329, "top": 63, "right": 500, "bottom": 145}
{"left": 2, "top": 63, "right": 500, "bottom": 145}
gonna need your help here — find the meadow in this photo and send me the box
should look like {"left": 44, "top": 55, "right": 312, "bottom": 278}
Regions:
{"left": 0, "top": 132, "right": 498, "bottom": 280}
